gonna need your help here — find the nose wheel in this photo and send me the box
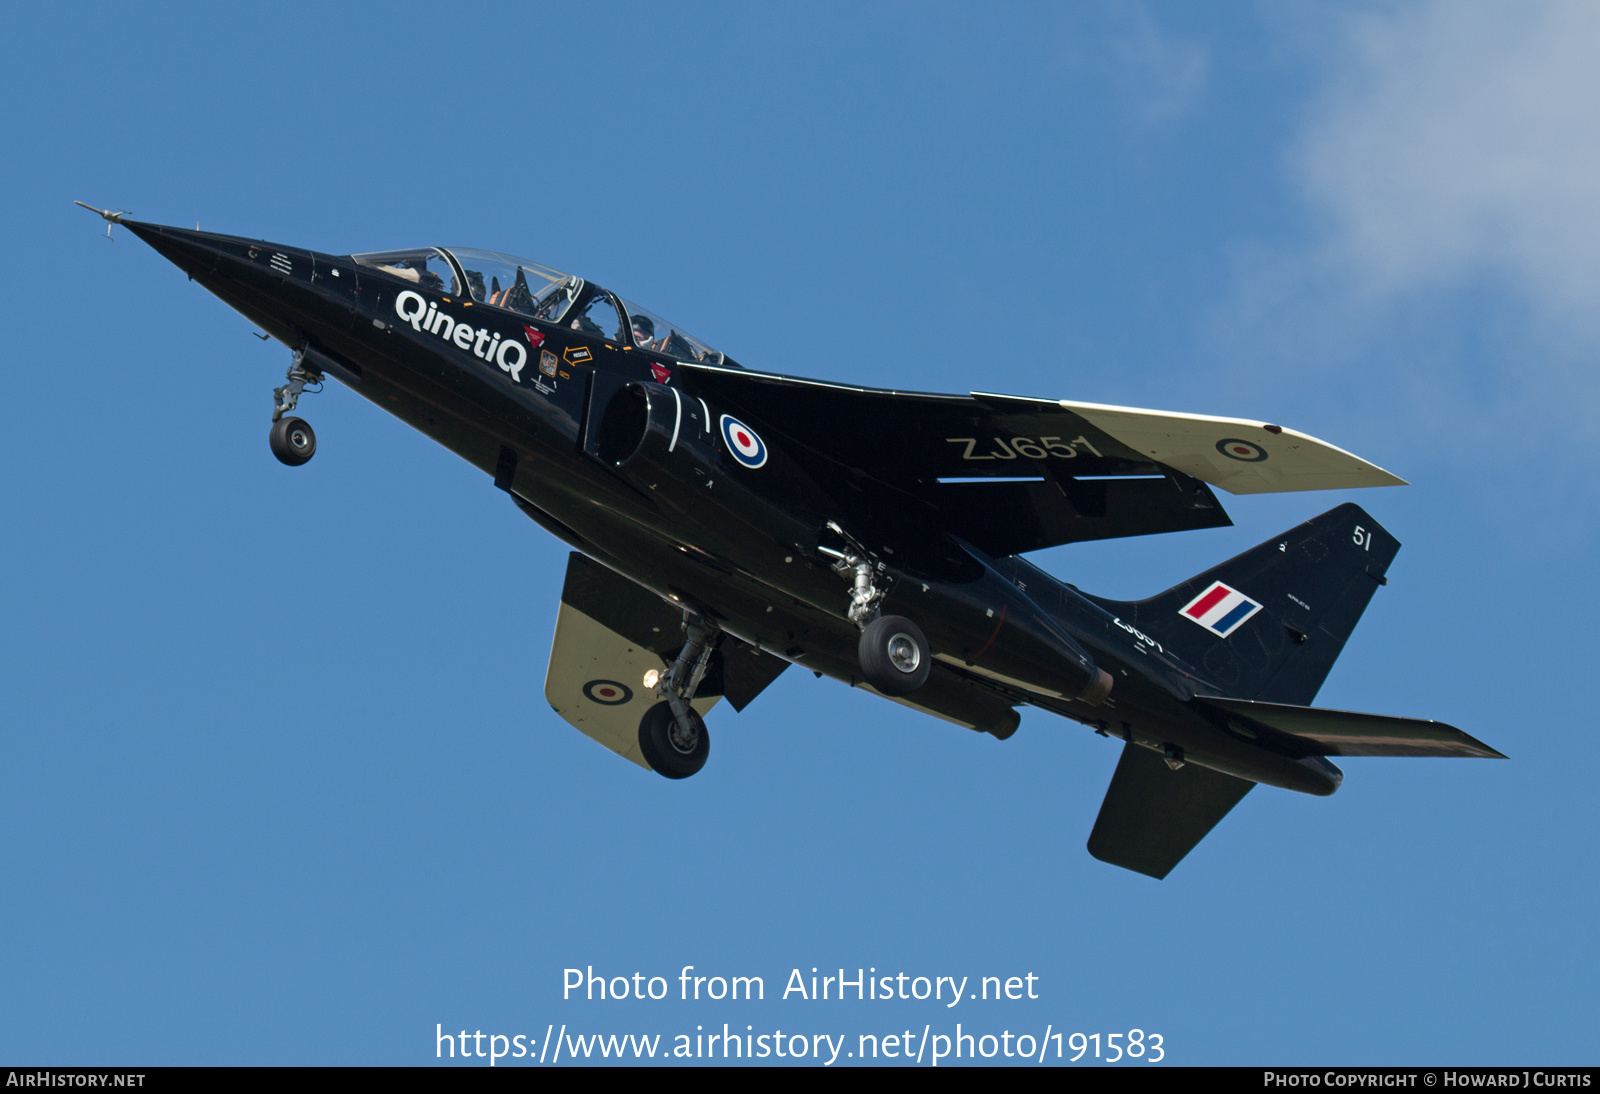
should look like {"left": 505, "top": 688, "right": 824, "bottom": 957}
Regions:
{"left": 269, "top": 416, "right": 317, "bottom": 466}
{"left": 270, "top": 348, "right": 323, "bottom": 466}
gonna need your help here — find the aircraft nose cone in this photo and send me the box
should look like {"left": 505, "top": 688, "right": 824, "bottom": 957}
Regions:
{"left": 118, "top": 220, "right": 328, "bottom": 349}
{"left": 121, "top": 221, "right": 233, "bottom": 280}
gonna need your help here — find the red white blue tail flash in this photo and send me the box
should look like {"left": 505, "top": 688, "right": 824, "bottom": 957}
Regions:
{"left": 1179, "top": 582, "right": 1263, "bottom": 638}
{"left": 720, "top": 415, "right": 768, "bottom": 468}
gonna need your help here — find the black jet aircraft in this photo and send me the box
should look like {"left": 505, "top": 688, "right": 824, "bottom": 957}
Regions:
{"left": 80, "top": 204, "right": 1502, "bottom": 878}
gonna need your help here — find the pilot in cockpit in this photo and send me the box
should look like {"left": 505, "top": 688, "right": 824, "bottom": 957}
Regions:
{"left": 495, "top": 268, "right": 539, "bottom": 314}
{"left": 631, "top": 314, "right": 657, "bottom": 351}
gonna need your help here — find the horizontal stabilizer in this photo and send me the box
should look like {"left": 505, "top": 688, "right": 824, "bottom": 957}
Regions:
{"left": 1087, "top": 740, "right": 1255, "bottom": 879}
{"left": 1196, "top": 697, "right": 1504, "bottom": 758}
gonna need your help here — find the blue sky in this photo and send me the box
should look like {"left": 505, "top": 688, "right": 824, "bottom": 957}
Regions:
{"left": 3, "top": 1, "right": 1596, "bottom": 1066}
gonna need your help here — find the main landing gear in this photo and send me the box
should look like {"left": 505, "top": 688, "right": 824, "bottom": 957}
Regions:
{"left": 639, "top": 613, "right": 719, "bottom": 779}
{"left": 639, "top": 701, "right": 708, "bottom": 780}
{"left": 858, "top": 614, "right": 931, "bottom": 696}
{"left": 822, "top": 522, "right": 933, "bottom": 697}
{"left": 269, "top": 349, "right": 322, "bottom": 466}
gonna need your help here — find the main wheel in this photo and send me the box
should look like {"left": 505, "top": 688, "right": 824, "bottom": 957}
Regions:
{"left": 638, "top": 701, "right": 709, "bottom": 779}
{"left": 858, "top": 614, "right": 931, "bottom": 696}
{"left": 270, "top": 416, "right": 317, "bottom": 466}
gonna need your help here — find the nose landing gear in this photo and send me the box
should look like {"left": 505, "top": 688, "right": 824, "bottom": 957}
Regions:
{"left": 269, "top": 349, "right": 323, "bottom": 466}
{"left": 269, "top": 416, "right": 317, "bottom": 466}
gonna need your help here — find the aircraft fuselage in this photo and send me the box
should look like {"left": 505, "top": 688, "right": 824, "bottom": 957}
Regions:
{"left": 126, "top": 222, "right": 1353, "bottom": 799}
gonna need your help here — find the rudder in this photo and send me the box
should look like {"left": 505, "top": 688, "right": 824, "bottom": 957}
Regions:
{"left": 1085, "top": 503, "right": 1398, "bottom": 704}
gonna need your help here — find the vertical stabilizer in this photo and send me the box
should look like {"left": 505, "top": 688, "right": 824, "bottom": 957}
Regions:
{"left": 1084, "top": 503, "right": 1398, "bottom": 704}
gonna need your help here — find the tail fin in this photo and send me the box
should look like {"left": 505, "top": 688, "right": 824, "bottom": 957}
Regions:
{"left": 1085, "top": 503, "right": 1398, "bottom": 704}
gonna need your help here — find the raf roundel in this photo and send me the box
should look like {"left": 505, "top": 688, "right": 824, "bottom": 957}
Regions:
{"left": 719, "top": 414, "right": 768, "bottom": 469}
{"left": 1216, "top": 438, "right": 1268, "bottom": 462}
{"left": 583, "top": 679, "right": 633, "bottom": 706}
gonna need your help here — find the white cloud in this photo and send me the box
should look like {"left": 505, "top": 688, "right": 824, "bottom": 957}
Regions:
{"left": 1299, "top": 0, "right": 1600, "bottom": 324}
{"left": 1052, "top": 5, "right": 1209, "bottom": 126}
{"left": 1114, "top": 5, "right": 1209, "bottom": 124}
{"left": 1198, "top": 0, "right": 1600, "bottom": 475}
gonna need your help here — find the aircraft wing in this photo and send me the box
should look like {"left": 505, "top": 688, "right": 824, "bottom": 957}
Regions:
{"left": 545, "top": 600, "right": 695, "bottom": 769}
{"left": 544, "top": 554, "right": 789, "bottom": 768}
{"left": 1044, "top": 399, "right": 1407, "bottom": 495}
{"left": 677, "top": 367, "right": 1403, "bottom": 537}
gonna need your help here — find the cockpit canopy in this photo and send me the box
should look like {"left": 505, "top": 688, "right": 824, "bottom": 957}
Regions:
{"left": 351, "top": 247, "right": 727, "bottom": 366}
{"left": 615, "top": 297, "right": 723, "bottom": 366}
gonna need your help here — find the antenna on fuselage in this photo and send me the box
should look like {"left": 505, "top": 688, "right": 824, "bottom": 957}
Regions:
{"left": 74, "top": 201, "right": 131, "bottom": 242}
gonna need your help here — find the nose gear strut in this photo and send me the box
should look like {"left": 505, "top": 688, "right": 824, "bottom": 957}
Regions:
{"left": 269, "top": 348, "right": 323, "bottom": 466}
{"left": 273, "top": 348, "right": 323, "bottom": 423}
